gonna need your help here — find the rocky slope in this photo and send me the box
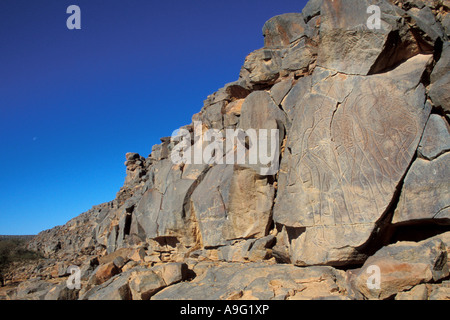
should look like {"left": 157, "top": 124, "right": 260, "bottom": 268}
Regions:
{"left": 4, "top": 0, "right": 450, "bottom": 300}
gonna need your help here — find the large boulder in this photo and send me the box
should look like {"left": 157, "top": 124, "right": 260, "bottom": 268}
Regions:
{"left": 263, "top": 13, "right": 309, "bottom": 48}
{"left": 273, "top": 54, "right": 432, "bottom": 266}
{"left": 239, "top": 49, "right": 283, "bottom": 86}
{"left": 417, "top": 114, "right": 450, "bottom": 160}
{"left": 128, "top": 269, "right": 167, "bottom": 300}
{"left": 190, "top": 165, "right": 275, "bottom": 248}
{"left": 392, "top": 153, "right": 450, "bottom": 223}
{"left": 349, "top": 237, "right": 449, "bottom": 300}
{"left": 129, "top": 159, "right": 209, "bottom": 248}
{"left": 152, "top": 262, "right": 348, "bottom": 300}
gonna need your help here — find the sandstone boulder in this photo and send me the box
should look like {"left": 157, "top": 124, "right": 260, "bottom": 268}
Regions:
{"left": 349, "top": 237, "right": 449, "bottom": 300}
{"left": 91, "top": 261, "right": 120, "bottom": 285}
{"left": 128, "top": 269, "right": 166, "bottom": 300}
{"left": 81, "top": 272, "right": 131, "bottom": 300}
{"left": 44, "top": 282, "right": 79, "bottom": 300}
{"left": 191, "top": 165, "right": 275, "bottom": 248}
{"left": 263, "top": 13, "right": 309, "bottom": 48}
{"left": 417, "top": 114, "right": 450, "bottom": 160}
{"left": 152, "top": 262, "right": 347, "bottom": 300}
{"left": 273, "top": 54, "right": 432, "bottom": 266}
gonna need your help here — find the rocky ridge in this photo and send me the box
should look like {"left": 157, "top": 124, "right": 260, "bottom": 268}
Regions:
{"left": 3, "top": 0, "right": 450, "bottom": 300}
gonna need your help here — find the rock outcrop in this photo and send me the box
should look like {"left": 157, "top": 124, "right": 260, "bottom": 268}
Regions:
{"left": 3, "top": 0, "right": 449, "bottom": 300}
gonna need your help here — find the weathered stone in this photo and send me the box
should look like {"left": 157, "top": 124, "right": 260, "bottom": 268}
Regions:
{"left": 274, "top": 55, "right": 432, "bottom": 266}
{"left": 79, "top": 257, "right": 99, "bottom": 281}
{"left": 247, "top": 235, "right": 276, "bottom": 262}
{"left": 113, "top": 256, "right": 127, "bottom": 269}
{"left": 442, "top": 13, "right": 450, "bottom": 37}
{"left": 191, "top": 165, "right": 274, "bottom": 248}
{"left": 428, "top": 281, "right": 450, "bottom": 300}
{"left": 395, "top": 284, "right": 428, "bottom": 300}
{"left": 223, "top": 99, "right": 244, "bottom": 128}
{"left": 407, "top": 6, "right": 445, "bottom": 43}
{"left": 431, "top": 41, "right": 450, "bottom": 83}
{"left": 240, "top": 49, "right": 282, "bottom": 86}
{"left": 217, "top": 241, "right": 253, "bottom": 262}
{"left": 98, "top": 247, "right": 134, "bottom": 265}
{"left": 131, "top": 189, "right": 162, "bottom": 239}
{"left": 350, "top": 238, "right": 449, "bottom": 300}
{"left": 12, "top": 279, "right": 54, "bottom": 300}
{"left": 430, "top": 232, "right": 450, "bottom": 268}
{"left": 263, "top": 13, "right": 309, "bottom": 48}
{"left": 217, "top": 236, "right": 275, "bottom": 263}
{"left": 129, "top": 159, "right": 203, "bottom": 247}
{"left": 127, "top": 247, "right": 146, "bottom": 262}
{"left": 429, "top": 41, "right": 450, "bottom": 113}
{"left": 418, "top": 114, "right": 450, "bottom": 160}
{"left": 206, "top": 82, "right": 251, "bottom": 105}
{"left": 281, "top": 76, "right": 312, "bottom": 123}
{"left": 238, "top": 90, "right": 287, "bottom": 174}
{"left": 302, "top": 0, "right": 323, "bottom": 22}
{"left": 270, "top": 79, "right": 293, "bottom": 106}
{"left": 203, "top": 101, "right": 225, "bottom": 130}
{"left": 44, "top": 283, "right": 79, "bottom": 300}
{"left": 272, "top": 226, "right": 292, "bottom": 263}
{"left": 239, "top": 90, "right": 287, "bottom": 131}
{"left": 281, "top": 38, "right": 317, "bottom": 72}
{"left": 393, "top": 153, "right": 450, "bottom": 224}
{"left": 128, "top": 269, "right": 166, "bottom": 300}
{"left": 125, "top": 152, "right": 141, "bottom": 161}
{"left": 56, "top": 262, "right": 70, "bottom": 277}
{"left": 92, "top": 262, "right": 120, "bottom": 285}
{"left": 189, "top": 165, "right": 231, "bottom": 248}
{"left": 317, "top": 0, "right": 399, "bottom": 75}
{"left": 81, "top": 273, "right": 131, "bottom": 300}
{"left": 106, "top": 225, "right": 118, "bottom": 254}
{"left": 226, "top": 168, "right": 275, "bottom": 238}
{"left": 152, "top": 262, "right": 188, "bottom": 286}
{"left": 14, "top": 0, "right": 450, "bottom": 302}
{"left": 152, "top": 263, "right": 347, "bottom": 300}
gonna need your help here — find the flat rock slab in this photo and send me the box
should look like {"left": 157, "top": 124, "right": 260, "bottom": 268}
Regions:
{"left": 273, "top": 55, "right": 432, "bottom": 266}
{"left": 393, "top": 153, "right": 450, "bottom": 224}
{"left": 318, "top": 0, "right": 399, "bottom": 75}
{"left": 429, "top": 41, "right": 450, "bottom": 113}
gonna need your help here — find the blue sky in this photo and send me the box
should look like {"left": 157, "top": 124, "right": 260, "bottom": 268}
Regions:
{"left": 0, "top": 0, "right": 308, "bottom": 235}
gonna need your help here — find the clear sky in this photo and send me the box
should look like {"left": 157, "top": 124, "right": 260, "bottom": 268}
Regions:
{"left": 0, "top": 0, "right": 308, "bottom": 235}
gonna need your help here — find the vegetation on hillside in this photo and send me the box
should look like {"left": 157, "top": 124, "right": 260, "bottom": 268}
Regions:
{"left": 0, "top": 236, "right": 40, "bottom": 286}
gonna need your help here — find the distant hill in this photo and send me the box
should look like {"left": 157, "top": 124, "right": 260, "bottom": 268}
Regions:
{"left": 0, "top": 235, "right": 35, "bottom": 242}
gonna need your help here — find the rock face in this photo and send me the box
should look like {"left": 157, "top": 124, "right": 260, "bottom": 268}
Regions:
{"left": 274, "top": 54, "right": 433, "bottom": 266}
{"left": 5, "top": 0, "right": 449, "bottom": 300}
